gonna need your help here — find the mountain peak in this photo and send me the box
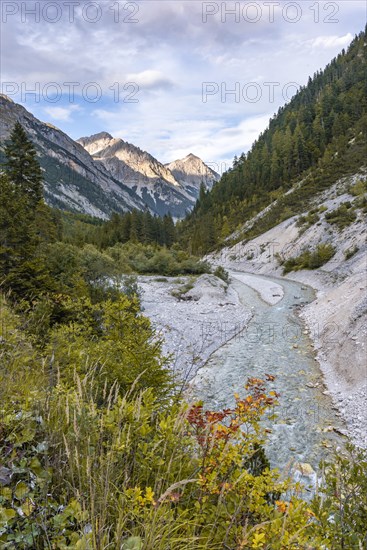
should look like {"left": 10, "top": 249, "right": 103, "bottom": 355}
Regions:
{"left": 184, "top": 153, "right": 200, "bottom": 160}
{"left": 0, "top": 93, "right": 14, "bottom": 103}
{"left": 0, "top": 94, "right": 219, "bottom": 218}
{"left": 165, "top": 154, "right": 220, "bottom": 193}
{"left": 78, "top": 131, "right": 113, "bottom": 142}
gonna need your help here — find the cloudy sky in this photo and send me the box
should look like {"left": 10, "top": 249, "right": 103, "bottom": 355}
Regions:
{"left": 1, "top": 0, "right": 366, "bottom": 170}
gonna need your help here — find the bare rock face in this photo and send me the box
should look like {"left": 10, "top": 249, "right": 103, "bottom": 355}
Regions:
{"left": 77, "top": 132, "right": 193, "bottom": 218}
{"left": 79, "top": 132, "right": 178, "bottom": 185}
{"left": 77, "top": 134, "right": 220, "bottom": 218}
{"left": 166, "top": 153, "right": 220, "bottom": 200}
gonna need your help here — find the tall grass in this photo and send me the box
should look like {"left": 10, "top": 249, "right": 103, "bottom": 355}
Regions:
{"left": 1, "top": 295, "right": 366, "bottom": 549}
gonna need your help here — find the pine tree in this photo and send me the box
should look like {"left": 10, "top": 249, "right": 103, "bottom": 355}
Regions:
{"left": 0, "top": 173, "right": 22, "bottom": 278}
{"left": 162, "top": 214, "right": 175, "bottom": 247}
{"left": 130, "top": 209, "right": 142, "bottom": 242}
{"left": 0, "top": 124, "right": 54, "bottom": 298}
{"left": 4, "top": 122, "right": 43, "bottom": 207}
{"left": 0, "top": 172, "right": 48, "bottom": 296}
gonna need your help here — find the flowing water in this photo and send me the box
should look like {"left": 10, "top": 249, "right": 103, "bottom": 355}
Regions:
{"left": 190, "top": 270, "right": 346, "bottom": 489}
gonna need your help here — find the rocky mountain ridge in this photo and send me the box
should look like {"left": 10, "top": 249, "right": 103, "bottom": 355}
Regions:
{"left": 0, "top": 95, "right": 219, "bottom": 218}
{"left": 165, "top": 153, "right": 218, "bottom": 201}
{"left": 76, "top": 132, "right": 219, "bottom": 218}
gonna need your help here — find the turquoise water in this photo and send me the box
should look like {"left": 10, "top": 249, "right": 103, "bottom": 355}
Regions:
{"left": 190, "top": 271, "right": 346, "bottom": 477}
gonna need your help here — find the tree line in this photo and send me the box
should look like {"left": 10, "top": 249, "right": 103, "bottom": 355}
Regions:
{"left": 70, "top": 209, "right": 177, "bottom": 249}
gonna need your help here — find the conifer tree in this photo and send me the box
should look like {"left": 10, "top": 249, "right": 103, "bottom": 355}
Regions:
{"left": 0, "top": 123, "right": 54, "bottom": 297}
{"left": 4, "top": 122, "right": 43, "bottom": 207}
{"left": 163, "top": 213, "right": 175, "bottom": 247}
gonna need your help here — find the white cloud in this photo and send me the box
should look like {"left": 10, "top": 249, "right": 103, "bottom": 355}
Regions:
{"left": 125, "top": 70, "right": 174, "bottom": 90}
{"left": 44, "top": 105, "right": 80, "bottom": 122}
{"left": 161, "top": 114, "right": 272, "bottom": 170}
{"left": 309, "top": 33, "right": 354, "bottom": 49}
{"left": 2, "top": 1, "right": 364, "bottom": 164}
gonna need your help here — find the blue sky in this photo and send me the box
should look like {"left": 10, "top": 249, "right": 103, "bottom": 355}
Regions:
{"left": 1, "top": 1, "right": 366, "bottom": 170}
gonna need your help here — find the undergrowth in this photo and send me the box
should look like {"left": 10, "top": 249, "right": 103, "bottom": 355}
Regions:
{"left": 1, "top": 296, "right": 366, "bottom": 549}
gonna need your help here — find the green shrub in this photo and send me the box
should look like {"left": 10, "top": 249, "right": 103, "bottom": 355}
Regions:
{"left": 283, "top": 243, "right": 336, "bottom": 273}
{"left": 107, "top": 242, "right": 209, "bottom": 276}
{"left": 325, "top": 203, "right": 357, "bottom": 229}
{"left": 44, "top": 242, "right": 119, "bottom": 301}
{"left": 311, "top": 444, "right": 367, "bottom": 549}
{"left": 354, "top": 194, "right": 367, "bottom": 211}
{"left": 349, "top": 178, "right": 367, "bottom": 196}
{"left": 296, "top": 215, "right": 307, "bottom": 227}
{"left": 344, "top": 245, "right": 359, "bottom": 260}
{"left": 308, "top": 243, "right": 336, "bottom": 268}
{"left": 122, "top": 274, "right": 142, "bottom": 303}
{"left": 45, "top": 295, "right": 171, "bottom": 400}
{"left": 297, "top": 210, "right": 320, "bottom": 230}
{"left": 78, "top": 244, "right": 116, "bottom": 286}
{"left": 277, "top": 207, "right": 296, "bottom": 223}
{"left": 213, "top": 265, "right": 229, "bottom": 283}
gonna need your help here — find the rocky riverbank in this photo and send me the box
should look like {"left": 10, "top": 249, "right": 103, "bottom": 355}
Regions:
{"left": 138, "top": 274, "right": 252, "bottom": 385}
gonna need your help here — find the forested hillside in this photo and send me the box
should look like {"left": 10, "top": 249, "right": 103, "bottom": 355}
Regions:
{"left": 180, "top": 27, "right": 367, "bottom": 253}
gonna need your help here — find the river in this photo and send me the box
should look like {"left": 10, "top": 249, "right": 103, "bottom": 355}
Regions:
{"left": 190, "top": 270, "right": 346, "bottom": 490}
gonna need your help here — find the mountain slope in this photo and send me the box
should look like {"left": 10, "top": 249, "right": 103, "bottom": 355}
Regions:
{"left": 185, "top": 28, "right": 367, "bottom": 449}
{"left": 0, "top": 95, "right": 151, "bottom": 218}
{"left": 180, "top": 27, "right": 367, "bottom": 254}
{"left": 0, "top": 96, "right": 218, "bottom": 219}
{"left": 77, "top": 133, "right": 194, "bottom": 218}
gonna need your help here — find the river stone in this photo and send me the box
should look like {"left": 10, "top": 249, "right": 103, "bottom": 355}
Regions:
{"left": 0, "top": 467, "right": 12, "bottom": 486}
{"left": 294, "top": 462, "right": 316, "bottom": 477}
